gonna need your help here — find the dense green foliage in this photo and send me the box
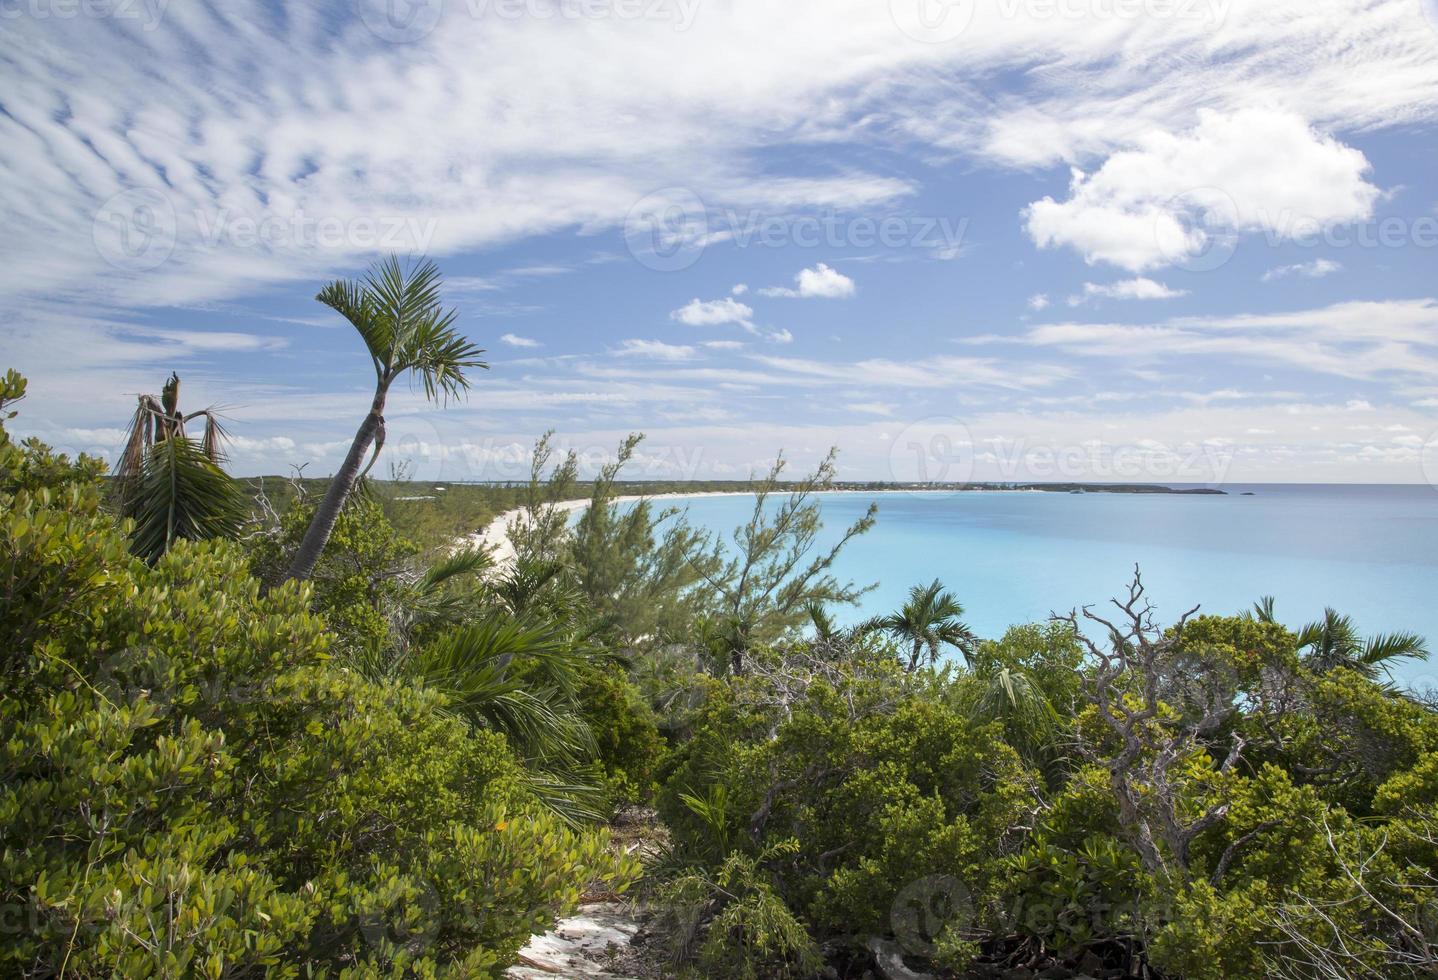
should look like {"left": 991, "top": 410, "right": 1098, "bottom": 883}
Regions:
{"left": 648, "top": 591, "right": 1438, "bottom": 978}
{"left": 8, "top": 358, "right": 1438, "bottom": 978}
{"left": 0, "top": 375, "right": 634, "bottom": 977}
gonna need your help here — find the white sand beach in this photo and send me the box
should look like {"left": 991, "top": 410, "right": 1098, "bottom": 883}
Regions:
{"left": 459, "top": 490, "right": 762, "bottom": 568}
{"left": 457, "top": 487, "right": 1024, "bottom": 569}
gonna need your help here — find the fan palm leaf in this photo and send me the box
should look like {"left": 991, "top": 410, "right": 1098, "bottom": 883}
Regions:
{"left": 975, "top": 666, "right": 1062, "bottom": 766}
{"left": 123, "top": 436, "right": 247, "bottom": 562}
{"left": 406, "top": 617, "right": 596, "bottom": 761}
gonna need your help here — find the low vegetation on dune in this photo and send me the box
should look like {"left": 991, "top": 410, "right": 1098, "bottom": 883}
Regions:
{"left": 6, "top": 261, "right": 1438, "bottom": 979}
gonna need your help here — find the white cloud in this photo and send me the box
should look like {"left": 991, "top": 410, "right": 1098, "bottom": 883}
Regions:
{"left": 1028, "top": 294, "right": 1050, "bottom": 311}
{"left": 751, "top": 354, "right": 1069, "bottom": 390}
{"left": 1024, "top": 109, "right": 1380, "bottom": 271}
{"left": 1262, "top": 258, "right": 1343, "bottom": 282}
{"left": 1068, "top": 278, "right": 1189, "bottom": 305}
{"left": 1010, "top": 299, "right": 1438, "bottom": 382}
{"left": 731, "top": 283, "right": 749, "bottom": 295}
{"left": 849, "top": 401, "right": 896, "bottom": 416}
{"left": 500, "top": 333, "right": 541, "bottom": 348}
{"left": 768, "top": 329, "right": 794, "bottom": 344}
{"left": 670, "top": 297, "right": 756, "bottom": 331}
{"left": 758, "top": 263, "right": 856, "bottom": 299}
{"left": 615, "top": 338, "right": 697, "bottom": 361}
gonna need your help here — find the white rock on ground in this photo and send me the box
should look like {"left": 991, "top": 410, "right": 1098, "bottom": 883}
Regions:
{"left": 505, "top": 902, "right": 643, "bottom": 979}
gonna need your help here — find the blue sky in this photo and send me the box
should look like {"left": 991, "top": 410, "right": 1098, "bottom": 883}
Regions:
{"left": 4, "top": 0, "right": 1438, "bottom": 484}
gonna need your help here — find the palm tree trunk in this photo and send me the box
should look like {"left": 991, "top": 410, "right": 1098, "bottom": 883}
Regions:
{"left": 283, "top": 386, "right": 386, "bottom": 583}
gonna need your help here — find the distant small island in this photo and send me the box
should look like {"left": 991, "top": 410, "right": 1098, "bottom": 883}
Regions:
{"left": 826, "top": 482, "right": 1229, "bottom": 495}
{"left": 433, "top": 478, "right": 1231, "bottom": 496}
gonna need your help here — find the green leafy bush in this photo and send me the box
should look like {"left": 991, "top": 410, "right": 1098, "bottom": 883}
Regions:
{"left": 577, "top": 664, "right": 667, "bottom": 803}
{"left": 0, "top": 391, "right": 635, "bottom": 976}
{"left": 659, "top": 661, "right": 1038, "bottom": 952}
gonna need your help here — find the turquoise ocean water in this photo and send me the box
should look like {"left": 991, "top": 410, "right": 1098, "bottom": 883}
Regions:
{"left": 631, "top": 485, "right": 1438, "bottom": 689}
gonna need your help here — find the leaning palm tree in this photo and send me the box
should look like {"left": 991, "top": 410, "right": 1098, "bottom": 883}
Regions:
{"left": 876, "top": 579, "right": 978, "bottom": 672}
{"left": 117, "top": 373, "right": 246, "bottom": 561}
{"left": 1253, "top": 597, "right": 1428, "bottom": 680}
{"left": 283, "top": 256, "right": 487, "bottom": 583}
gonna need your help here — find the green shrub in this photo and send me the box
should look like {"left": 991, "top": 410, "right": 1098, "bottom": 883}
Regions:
{"left": 659, "top": 667, "right": 1038, "bottom": 951}
{"left": 655, "top": 840, "right": 822, "bottom": 980}
{"left": 577, "top": 664, "right": 667, "bottom": 803}
{"left": 247, "top": 491, "right": 419, "bottom": 657}
{"left": 0, "top": 398, "right": 635, "bottom": 976}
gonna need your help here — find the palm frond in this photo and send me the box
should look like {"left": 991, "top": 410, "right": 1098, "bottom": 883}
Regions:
{"left": 402, "top": 309, "right": 488, "bottom": 404}
{"left": 1360, "top": 632, "right": 1429, "bottom": 668}
{"left": 520, "top": 766, "right": 611, "bottom": 828}
{"left": 123, "top": 436, "right": 247, "bottom": 562}
{"left": 192, "top": 410, "right": 231, "bottom": 464}
{"left": 317, "top": 276, "right": 386, "bottom": 368}
{"left": 420, "top": 547, "right": 493, "bottom": 593}
{"left": 977, "top": 668, "right": 1059, "bottom": 730}
{"left": 118, "top": 394, "right": 162, "bottom": 486}
{"left": 406, "top": 617, "right": 596, "bottom": 759}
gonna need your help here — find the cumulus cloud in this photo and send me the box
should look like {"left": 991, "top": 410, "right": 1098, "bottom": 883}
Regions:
{"left": 1024, "top": 109, "right": 1380, "bottom": 271}
{"left": 1262, "top": 258, "right": 1343, "bottom": 282}
{"left": 758, "top": 263, "right": 856, "bottom": 299}
{"left": 500, "top": 333, "right": 541, "bottom": 348}
{"left": 670, "top": 297, "right": 756, "bottom": 331}
{"left": 1028, "top": 294, "right": 1050, "bottom": 311}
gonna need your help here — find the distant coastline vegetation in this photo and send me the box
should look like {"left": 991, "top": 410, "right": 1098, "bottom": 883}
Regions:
{"left": 5, "top": 258, "right": 1436, "bottom": 979}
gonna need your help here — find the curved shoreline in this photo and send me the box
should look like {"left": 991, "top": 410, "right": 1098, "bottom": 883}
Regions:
{"left": 459, "top": 487, "right": 1037, "bottom": 568}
